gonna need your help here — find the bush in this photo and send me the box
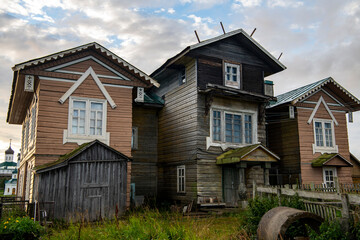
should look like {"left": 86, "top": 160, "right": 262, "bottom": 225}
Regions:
{"left": 309, "top": 220, "right": 360, "bottom": 240}
{"left": 0, "top": 216, "right": 44, "bottom": 240}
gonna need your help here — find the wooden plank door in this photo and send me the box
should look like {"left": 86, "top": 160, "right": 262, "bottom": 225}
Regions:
{"left": 223, "top": 166, "right": 239, "bottom": 207}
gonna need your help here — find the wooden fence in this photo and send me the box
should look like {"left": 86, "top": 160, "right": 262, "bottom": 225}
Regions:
{"left": 254, "top": 182, "right": 360, "bottom": 222}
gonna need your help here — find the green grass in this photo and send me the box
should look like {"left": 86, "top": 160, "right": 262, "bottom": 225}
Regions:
{"left": 43, "top": 209, "right": 250, "bottom": 240}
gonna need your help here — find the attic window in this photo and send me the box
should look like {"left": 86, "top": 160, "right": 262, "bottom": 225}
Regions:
{"left": 224, "top": 63, "right": 241, "bottom": 89}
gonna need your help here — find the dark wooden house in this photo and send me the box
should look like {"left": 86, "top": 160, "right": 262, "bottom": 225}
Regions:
{"left": 34, "top": 140, "right": 130, "bottom": 221}
{"left": 150, "top": 29, "right": 285, "bottom": 206}
{"left": 350, "top": 153, "right": 360, "bottom": 184}
{"left": 266, "top": 78, "right": 360, "bottom": 186}
{"left": 6, "top": 42, "right": 160, "bottom": 217}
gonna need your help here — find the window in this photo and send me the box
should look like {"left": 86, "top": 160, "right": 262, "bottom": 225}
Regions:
{"left": 323, "top": 167, "right": 337, "bottom": 187}
{"left": 177, "top": 165, "right": 185, "bottom": 193}
{"left": 224, "top": 63, "right": 241, "bottom": 89}
{"left": 64, "top": 97, "right": 109, "bottom": 145}
{"left": 180, "top": 68, "right": 186, "bottom": 85}
{"left": 212, "top": 110, "right": 254, "bottom": 145}
{"left": 313, "top": 119, "right": 337, "bottom": 153}
{"left": 131, "top": 127, "right": 138, "bottom": 150}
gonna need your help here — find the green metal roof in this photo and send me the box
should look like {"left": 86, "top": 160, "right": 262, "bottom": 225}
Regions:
{"left": 311, "top": 153, "right": 353, "bottom": 167}
{"left": 268, "top": 77, "right": 360, "bottom": 109}
{"left": 216, "top": 144, "right": 279, "bottom": 165}
{"left": 0, "top": 162, "right": 17, "bottom": 168}
{"left": 5, "top": 179, "right": 17, "bottom": 184}
{"left": 144, "top": 92, "right": 164, "bottom": 105}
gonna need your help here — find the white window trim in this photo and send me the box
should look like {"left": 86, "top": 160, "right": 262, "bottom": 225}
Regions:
{"left": 323, "top": 167, "right": 337, "bottom": 187}
{"left": 63, "top": 96, "right": 110, "bottom": 145}
{"left": 224, "top": 62, "right": 241, "bottom": 89}
{"left": 312, "top": 118, "right": 338, "bottom": 154}
{"left": 177, "top": 165, "right": 186, "bottom": 193}
{"left": 207, "top": 108, "right": 258, "bottom": 150}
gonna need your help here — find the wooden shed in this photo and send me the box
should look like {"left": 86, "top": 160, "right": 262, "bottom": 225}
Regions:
{"left": 33, "top": 140, "right": 131, "bottom": 221}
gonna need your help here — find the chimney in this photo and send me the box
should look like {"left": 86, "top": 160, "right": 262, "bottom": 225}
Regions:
{"left": 264, "top": 80, "right": 274, "bottom": 97}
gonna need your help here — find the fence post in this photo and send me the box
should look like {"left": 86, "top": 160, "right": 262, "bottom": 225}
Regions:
{"left": 253, "top": 180, "right": 256, "bottom": 200}
{"left": 340, "top": 194, "right": 350, "bottom": 231}
{"left": 334, "top": 177, "right": 340, "bottom": 193}
{"left": 277, "top": 187, "right": 281, "bottom": 206}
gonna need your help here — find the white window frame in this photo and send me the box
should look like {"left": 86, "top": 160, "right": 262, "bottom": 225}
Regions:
{"left": 224, "top": 62, "right": 241, "bottom": 89}
{"left": 177, "top": 165, "right": 186, "bottom": 193}
{"left": 323, "top": 167, "right": 337, "bottom": 187}
{"left": 208, "top": 108, "right": 258, "bottom": 150}
{"left": 131, "top": 127, "right": 138, "bottom": 150}
{"left": 312, "top": 118, "right": 338, "bottom": 154}
{"left": 63, "top": 96, "right": 110, "bottom": 145}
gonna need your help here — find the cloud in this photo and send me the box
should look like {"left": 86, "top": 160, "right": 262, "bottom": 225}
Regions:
{"left": 235, "top": 0, "right": 262, "bottom": 7}
{"left": 168, "top": 8, "right": 175, "bottom": 14}
{"left": 267, "top": 0, "right": 304, "bottom": 8}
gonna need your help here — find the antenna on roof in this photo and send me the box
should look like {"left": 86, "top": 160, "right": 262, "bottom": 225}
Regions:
{"left": 277, "top": 52, "right": 283, "bottom": 60}
{"left": 250, "top": 28, "right": 257, "bottom": 37}
{"left": 220, "top": 22, "right": 226, "bottom": 34}
{"left": 194, "top": 30, "right": 201, "bottom": 43}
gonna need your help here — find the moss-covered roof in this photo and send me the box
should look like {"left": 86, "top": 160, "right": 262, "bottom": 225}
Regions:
{"left": 311, "top": 153, "right": 352, "bottom": 167}
{"left": 216, "top": 144, "right": 279, "bottom": 165}
{"left": 34, "top": 141, "right": 93, "bottom": 171}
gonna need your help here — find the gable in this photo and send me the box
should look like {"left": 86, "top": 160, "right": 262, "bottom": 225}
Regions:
{"left": 306, "top": 96, "right": 338, "bottom": 126}
{"left": 46, "top": 56, "right": 130, "bottom": 81}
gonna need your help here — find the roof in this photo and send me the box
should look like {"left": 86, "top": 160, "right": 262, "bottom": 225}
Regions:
{"left": 269, "top": 77, "right": 360, "bottom": 109}
{"left": 311, "top": 153, "right": 353, "bottom": 167}
{"left": 0, "top": 162, "right": 17, "bottom": 168}
{"left": 216, "top": 144, "right": 280, "bottom": 165}
{"left": 5, "top": 146, "right": 14, "bottom": 154}
{"left": 151, "top": 28, "right": 286, "bottom": 78}
{"left": 5, "top": 179, "right": 17, "bottom": 184}
{"left": 12, "top": 42, "right": 159, "bottom": 87}
{"left": 35, "top": 140, "right": 131, "bottom": 173}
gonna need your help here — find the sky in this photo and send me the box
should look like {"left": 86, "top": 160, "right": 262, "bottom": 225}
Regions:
{"left": 0, "top": 0, "right": 359, "bottom": 160}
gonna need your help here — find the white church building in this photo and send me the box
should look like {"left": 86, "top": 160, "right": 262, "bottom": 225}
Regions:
{"left": 1, "top": 142, "right": 18, "bottom": 195}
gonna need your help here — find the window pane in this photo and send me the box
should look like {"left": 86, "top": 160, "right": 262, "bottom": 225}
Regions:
{"left": 91, "top": 102, "right": 103, "bottom": 110}
{"left": 324, "top": 123, "right": 333, "bottom": 147}
{"left": 90, "top": 119, "right": 95, "bottom": 127}
{"left": 245, "top": 115, "right": 252, "bottom": 143}
{"left": 227, "top": 66, "right": 231, "bottom": 73}
{"left": 74, "top": 101, "right": 86, "bottom": 109}
{"left": 232, "top": 67, "right": 237, "bottom": 74}
{"left": 315, "top": 122, "right": 323, "bottom": 146}
{"left": 213, "top": 111, "right": 221, "bottom": 141}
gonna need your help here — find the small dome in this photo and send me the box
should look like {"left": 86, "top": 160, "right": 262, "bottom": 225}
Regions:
{"left": 5, "top": 146, "right": 14, "bottom": 155}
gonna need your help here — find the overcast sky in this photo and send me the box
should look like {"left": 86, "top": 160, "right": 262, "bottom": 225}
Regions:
{"left": 0, "top": 0, "right": 359, "bottom": 160}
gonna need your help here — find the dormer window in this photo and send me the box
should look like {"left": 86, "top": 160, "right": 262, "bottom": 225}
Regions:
{"left": 224, "top": 63, "right": 241, "bottom": 89}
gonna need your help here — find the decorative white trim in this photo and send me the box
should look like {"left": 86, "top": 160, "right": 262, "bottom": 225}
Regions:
{"left": 312, "top": 118, "right": 338, "bottom": 154}
{"left": 59, "top": 67, "right": 117, "bottom": 108}
{"left": 301, "top": 88, "right": 344, "bottom": 107}
{"left": 54, "top": 70, "right": 124, "bottom": 80}
{"left": 307, "top": 96, "right": 338, "bottom": 126}
{"left": 39, "top": 76, "right": 133, "bottom": 89}
{"left": 303, "top": 101, "right": 342, "bottom": 107}
{"left": 63, "top": 96, "right": 110, "bottom": 145}
{"left": 46, "top": 55, "right": 129, "bottom": 80}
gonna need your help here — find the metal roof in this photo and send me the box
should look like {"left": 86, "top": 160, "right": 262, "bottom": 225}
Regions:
{"left": 151, "top": 28, "right": 286, "bottom": 78}
{"left": 13, "top": 42, "right": 159, "bottom": 87}
{"left": 268, "top": 77, "right": 360, "bottom": 108}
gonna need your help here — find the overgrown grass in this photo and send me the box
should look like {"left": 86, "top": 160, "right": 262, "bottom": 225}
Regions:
{"left": 44, "top": 209, "right": 250, "bottom": 240}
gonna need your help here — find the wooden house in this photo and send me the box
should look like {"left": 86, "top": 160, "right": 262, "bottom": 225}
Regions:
{"left": 150, "top": 29, "right": 285, "bottom": 206}
{"left": 266, "top": 78, "right": 360, "bottom": 186}
{"left": 6, "top": 42, "right": 160, "bottom": 219}
{"left": 349, "top": 153, "right": 360, "bottom": 184}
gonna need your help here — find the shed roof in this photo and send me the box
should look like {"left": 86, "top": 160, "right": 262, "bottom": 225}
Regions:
{"left": 151, "top": 29, "right": 286, "bottom": 78}
{"left": 311, "top": 153, "right": 353, "bottom": 167}
{"left": 35, "top": 140, "right": 131, "bottom": 173}
{"left": 216, "top": 144, "right": 279, "bottom": 165}
{"left": 268, "top": 77, "right": 360, "bottom": 110}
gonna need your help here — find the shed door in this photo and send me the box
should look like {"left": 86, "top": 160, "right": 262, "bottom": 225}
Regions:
{"left": 223, "top": 166, "right": 239, "bottom": 207}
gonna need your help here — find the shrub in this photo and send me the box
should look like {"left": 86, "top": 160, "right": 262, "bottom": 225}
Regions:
{"left": 0, "top": 216, "right": 44, "bottom": 240}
